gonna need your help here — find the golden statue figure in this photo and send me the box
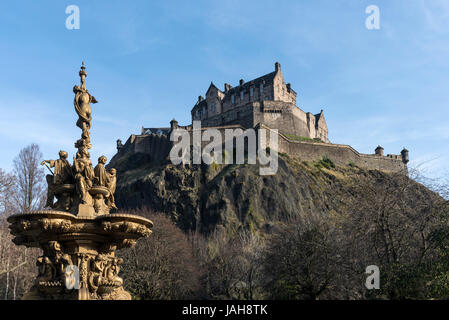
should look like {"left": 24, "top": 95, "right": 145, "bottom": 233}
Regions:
{"left": 106, "top": 168, "right": 117, "bottom": 210}
{"left": 73, "top": 62, "right": 98, "bottom": 140}
{"left": 94, "top": 155, "right": 108, "bottom": 187}
{"left": 42, "top": 150, "right": 72, "bottom": 184}
{"left": 73, "top": 147, "right": 95, "bottom": 205}
{"left": 42, "top": 150, "right": 73, "bottom": 208}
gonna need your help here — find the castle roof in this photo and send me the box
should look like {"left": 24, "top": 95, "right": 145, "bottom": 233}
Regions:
{"left": 206, "top": 82, "right": 219, "bottom": 95}
{"left": 193, "top": 62, "right": 297, "bottom": 111}
{"left": 225, "top": 71, "right": 277, "bottom": 95}
{"left": 194, "top": 98, "right": 208, "bottom": 108}
{"left": 141, "top": 127, "right": 170, "bottom": 135}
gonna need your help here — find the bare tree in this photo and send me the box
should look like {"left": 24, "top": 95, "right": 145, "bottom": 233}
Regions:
{"left": 0, "top": 164, "right": 40, "bottom": 299}
{"left": 260, "top": 217, "right": 343, "bottom": 300}
{"left": 0, "top": 169, "right": 15, "bottom": 214}
{"left": 118, "top": 207, "right": 204, "bottom": 299}
{"left": 339, "top": 169, "right": 448, "bottom": 299}
{"left": 235, "top": 231, "right": 265, "bottom": 299}
{"left": 191, "top": 228, "right": 265, "bottom": 300}
{"left": 0, "top": 216, "right": 39, "bottom": 300}
{"left": 12, "top": 143, "right": 45, "bottom": 212}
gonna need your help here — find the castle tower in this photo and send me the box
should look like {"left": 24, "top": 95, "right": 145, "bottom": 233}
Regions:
{"left": 375, "top": 146, "right": 384, "bottom": 156}
{"left": 401, "top": 148, "right": 409, "bottom": 164}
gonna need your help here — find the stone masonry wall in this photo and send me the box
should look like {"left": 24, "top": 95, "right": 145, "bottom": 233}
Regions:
{"left": 199, "top": 103, "right": 255, "bottom": 128}
{"left": 254, "top": 101, "right": 311, "bottom": 138}
{"left": 126, "top": 134, "right": 172, "bottom": 164}
{"left": 114, "top": 124, "right": 407, "bottom": 173}
{"left": 261, "top": 126, "right": 407, "bottom": 172}
{"left": 200, "top": 100, "right": 329, "bottom": 142}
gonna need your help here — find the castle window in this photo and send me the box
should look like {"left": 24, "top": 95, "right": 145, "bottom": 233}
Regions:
{"left": 210, "top": 103, "right": 216, "bottom": 113}
{"left": 240, "top": 91, "right": 244, "bottom": 101}
{"left": 260, "top": 83, "right": 264, "bottom": 93}
{"left": 231, "top": 94, "right": 235, "bottom": 105}
{"left": 250, "top": 87, "right": 254, "bottom": 97}
{"left": 195, "top": 110, "right": 199, "bottom": 119}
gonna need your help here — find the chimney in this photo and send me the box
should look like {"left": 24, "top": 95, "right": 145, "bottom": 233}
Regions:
{"left": 198, "top": 95, "right": 204, "bottom": 102}
{"left": 116, "top": 139, "right": 123, "bottom": 152}
{"left": 224, "top": 83, "right": 232, "bottom": 92}
{"left": 275, "top": 62, "right": 281, "bottom": 72}
{"left": 239, "top": 79, "right": 244, "bottom": 86}
{"left": 170, "top": 118, "right": 178, "bottom": 131}
{"left": 286, "top": 83, "right": 291, "bottom": 92}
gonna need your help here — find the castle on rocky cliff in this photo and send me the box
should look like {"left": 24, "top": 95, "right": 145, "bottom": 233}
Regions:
{"left": 112, "top": 62, "right": 409, "bottom": 173}
{"left": 190, "top": 62, "right": 328, "bottom": 143}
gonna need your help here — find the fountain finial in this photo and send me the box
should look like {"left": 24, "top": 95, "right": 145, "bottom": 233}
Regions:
{"left": 79, "top": 61, "right": 87, "bottom": 90}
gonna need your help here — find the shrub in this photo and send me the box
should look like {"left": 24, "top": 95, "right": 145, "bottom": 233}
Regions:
{"left": 315, "top": 156, "right": 335, "bottom": 169}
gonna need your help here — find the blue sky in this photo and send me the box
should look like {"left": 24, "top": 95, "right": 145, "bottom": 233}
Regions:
{"left": 0, "top": 0, "right": 448, "bottom": 179}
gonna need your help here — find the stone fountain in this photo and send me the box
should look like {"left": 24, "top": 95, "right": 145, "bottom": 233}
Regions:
{"left": 7, "top": 63, "right": 153, "bottom": 300}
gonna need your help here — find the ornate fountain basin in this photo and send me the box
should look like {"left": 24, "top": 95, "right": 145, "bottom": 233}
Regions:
{"left": 8, "top": 210, "right": 152, "bottom": 249}
{"left": 7, "top": 210, "right": 153, "bottom": 300}
{"left": 89, "top": 186, "right": 110, "bottom": 197}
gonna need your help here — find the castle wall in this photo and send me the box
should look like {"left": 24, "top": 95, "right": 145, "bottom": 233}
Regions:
{"left": 256, "top": 101, "right": 310, "bottom": 138}
{"left": 127, "top": 134, "right": 172, "bottom": 164}
{"left": 197, "top": 100, "right": 319, "bottom": 142}
{"left": 192, "top": 99, "right": 330, "bottom": 143}
{"left": 116, "top": 124, "right": 406, "bottom": 174}
{"left": 285, "top": 141, "right": 406, "bottom": 172}
{"left": 315, "top": 115, "right": 328, "bottom": 142}
{"left": 272, "top": 69, "right": 297, "bottom": 104}
{"left": 265, "top": 128, "right": 406, "bottom": 172}
{"left": 205, "top": 86, "right": 224, "bottom": 116}
{"left": 252, "top": 101, "right": 332, "bottom": 142}
{"left": 221, "top": 82, "right": 274, "bottom": 113}
{"left": 199, "top": 103, "right": 256, "bottom": 128}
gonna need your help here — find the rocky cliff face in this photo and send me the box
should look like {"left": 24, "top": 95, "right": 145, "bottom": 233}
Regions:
{"left": 109, "top": 151, "right": 435, "bottom": 234}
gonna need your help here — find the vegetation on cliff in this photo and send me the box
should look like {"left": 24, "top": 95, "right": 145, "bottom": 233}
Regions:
{"left": 112, "top": 152, "right": 441, "bottom": 235}
{"left": 110, "top": 151, "right": 449, "bottom": 299}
